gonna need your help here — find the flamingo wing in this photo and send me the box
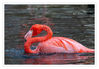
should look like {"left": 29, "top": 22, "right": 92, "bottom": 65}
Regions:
{"left": 38, "top": 37, "right": 94, "bottom": 53}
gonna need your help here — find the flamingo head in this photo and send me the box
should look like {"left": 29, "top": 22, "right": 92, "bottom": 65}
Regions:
{"left": 24, "top": 24, "right": 43, "bottom": 40}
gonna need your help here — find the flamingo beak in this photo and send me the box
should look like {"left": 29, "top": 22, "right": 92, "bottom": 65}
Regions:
{"left": 24, "top": 30, "right": 33, "bottom": 40}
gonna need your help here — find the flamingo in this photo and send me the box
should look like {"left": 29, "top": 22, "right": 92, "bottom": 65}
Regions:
{"left": 24, "top": 24, "right": 94, "bottom": 54}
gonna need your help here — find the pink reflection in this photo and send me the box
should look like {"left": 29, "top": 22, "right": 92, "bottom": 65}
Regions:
{"left": 23, "top": 54, "right": 94, "bottom": 64}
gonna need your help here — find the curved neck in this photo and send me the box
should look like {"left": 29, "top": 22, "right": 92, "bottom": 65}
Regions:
{"left": 24, "top": 25, "right": 53, "bottom": 53}
{"left": 41, "top": 25, "right": 53, "bottom": 41}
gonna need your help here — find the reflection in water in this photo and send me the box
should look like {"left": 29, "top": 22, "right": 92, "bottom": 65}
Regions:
{"left": 23, "top": 53, "right": 94, "bottom": 64}
{"left": 5, "top": 5, "right": 94, "bottom": 64}
{"left": 5, "top": 48, "right": 94, "bottom": 64}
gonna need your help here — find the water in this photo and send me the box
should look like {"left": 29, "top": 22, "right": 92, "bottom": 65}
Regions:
{"left": 5, "top": 5, "right": 94, "bottom": 64}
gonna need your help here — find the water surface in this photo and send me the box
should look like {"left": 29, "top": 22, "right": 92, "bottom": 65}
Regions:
{"left": 5, "top": 5, "right": 94, "bottom": 64}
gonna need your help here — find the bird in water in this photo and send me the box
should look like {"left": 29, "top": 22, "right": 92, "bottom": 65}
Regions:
{"left": 24, "top": 24, "right": 94, "bottom": 54}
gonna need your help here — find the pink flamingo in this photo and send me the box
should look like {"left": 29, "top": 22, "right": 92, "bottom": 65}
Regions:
{"left": 24, "top": 24, "right": 94, "bottom": 54}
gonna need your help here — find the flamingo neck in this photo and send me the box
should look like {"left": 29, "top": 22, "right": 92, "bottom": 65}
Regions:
{"left": 24, "top": 25, "right": 53, "bottom": 53}
{"left": 41, "top": 25, "right": 53, "bottom": 41}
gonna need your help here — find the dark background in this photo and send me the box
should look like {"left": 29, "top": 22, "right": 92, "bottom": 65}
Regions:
{"left": 5, "top": 5, "right": 94, "bottom": 64}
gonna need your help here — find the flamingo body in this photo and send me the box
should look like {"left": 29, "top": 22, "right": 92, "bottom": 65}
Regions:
{"left": 37, "top": 37, "right": 94, "bottom": 53}
{"left": 24, "top": 24, "right": 94, "bottom": 54}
